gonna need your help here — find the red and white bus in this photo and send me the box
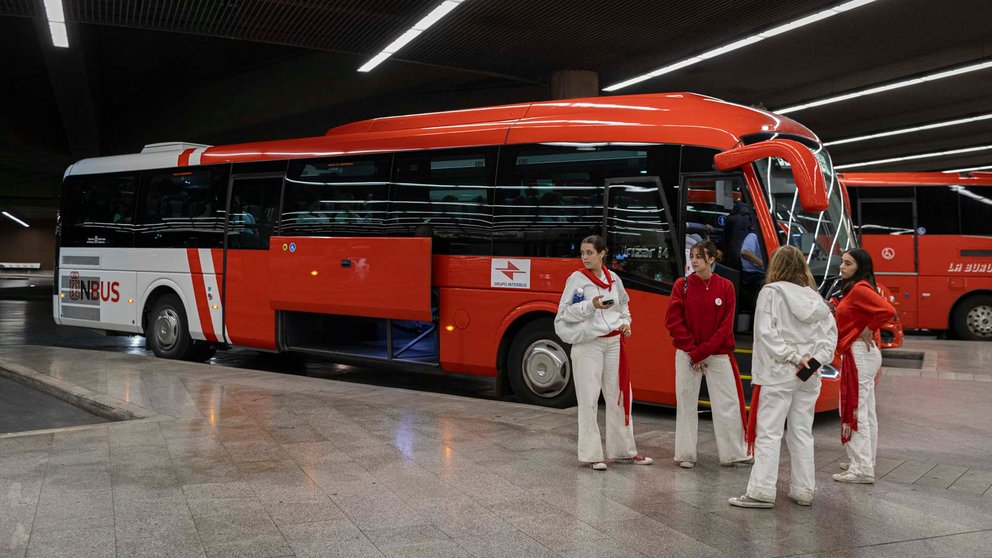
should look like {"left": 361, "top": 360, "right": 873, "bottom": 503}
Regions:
{"left": 841, "top": 172, "right": 992, "bottom": 341}
{"left": 55, "top": 93, "right": 853, "bottom": 410}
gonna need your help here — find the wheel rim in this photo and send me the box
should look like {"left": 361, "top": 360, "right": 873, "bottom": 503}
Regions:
{"left": 154, "top": 308, "right": 181, "bottom": 351}
{"left": 966, "top": 304, "right": 992, "bottom": 338}
{"left": 521, "top": 340, "right": 571, "bottom": 398}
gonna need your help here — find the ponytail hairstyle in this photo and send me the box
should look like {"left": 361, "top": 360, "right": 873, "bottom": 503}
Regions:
{"left": 765, "top": 245, "right": 816, "bottom": 289}
{"left": 581, "top": 234, "right": 608, "bottom": 255}
{"left": 689, "top": 240, "right": 723, "bottom": 264}
{"left": 839, "top": 248, "right": 877, "bottom": 296}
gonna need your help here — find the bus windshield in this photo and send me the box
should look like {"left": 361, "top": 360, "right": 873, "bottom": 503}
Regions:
{"left": 752, "top": 146, "right": 856, "bottom": 287}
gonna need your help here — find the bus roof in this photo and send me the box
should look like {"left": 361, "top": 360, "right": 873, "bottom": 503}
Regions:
{"left": 840, "top": 172, "right": 992, "bottom": 187}
{"left": 67, "top": 93, "right": 819, "bottom": 176}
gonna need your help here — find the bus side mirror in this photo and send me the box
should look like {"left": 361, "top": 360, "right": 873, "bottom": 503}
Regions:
{"left": 714, "top": 139, "right": 828, "bottom": 211}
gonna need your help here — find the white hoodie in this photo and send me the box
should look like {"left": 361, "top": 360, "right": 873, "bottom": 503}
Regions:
{"left": 554, "top": 270, "right": 631, "bottom": 345}
{"left": 752, "top": 281, "right": 838, "bottom": 386}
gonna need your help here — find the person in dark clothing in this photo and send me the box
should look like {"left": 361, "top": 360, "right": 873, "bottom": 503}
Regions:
{"left": 722, "top": 200, "right": 754, "bottom": 270}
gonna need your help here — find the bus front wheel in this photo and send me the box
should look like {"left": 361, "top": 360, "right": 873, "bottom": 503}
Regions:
{"left": 148, "top": 294, "right": 201, "bottom": 360}
{"left": 953, "top": 294, "right": 992, "bottom": 341}
{"left": 506, "top": 319, "right": 576, "bottom": 408}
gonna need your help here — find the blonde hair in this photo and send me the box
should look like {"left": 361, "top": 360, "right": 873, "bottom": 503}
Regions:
{"left": 765, "top": 245, "right": 816, "bottom": 289}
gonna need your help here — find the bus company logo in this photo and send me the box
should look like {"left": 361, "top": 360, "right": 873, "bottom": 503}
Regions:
{"left": 491, "top": 259, "right": 531, "bottom": 289}
{"left": 65, "top": 270, "right": 121, "bottom": 303}
{"left": 947, "top": 263, "right": 992, "bottom": 274}
{"left": 881, "top": 247, "right": 896, "bottom": 260}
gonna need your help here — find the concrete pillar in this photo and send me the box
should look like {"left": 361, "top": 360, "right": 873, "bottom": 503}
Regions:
{"left": 550, "top": 70, "right": 599, "bottom": 100}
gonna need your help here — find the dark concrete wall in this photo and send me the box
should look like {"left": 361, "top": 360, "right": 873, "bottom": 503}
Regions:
{"left": 0, "top": 219, "right": 56, "bottom": 270}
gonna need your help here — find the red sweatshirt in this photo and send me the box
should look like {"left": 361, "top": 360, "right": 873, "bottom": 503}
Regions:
{"left": 665, "top": 273, "right": 736, "bottom": 363}
{"left": 832, "top": 280, "right": 896, "bottom": 365}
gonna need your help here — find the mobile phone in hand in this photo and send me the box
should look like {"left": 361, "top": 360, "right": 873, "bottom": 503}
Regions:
{"left": 796, "top": 358, "right": 821, "bottom": 381}
{"left": 601, "top": 298, "right": 615, "bottom": 306}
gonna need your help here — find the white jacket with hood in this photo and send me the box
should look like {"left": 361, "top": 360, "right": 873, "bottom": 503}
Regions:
{"left": 752, "top": 281, "right": 838, "bottom": 386}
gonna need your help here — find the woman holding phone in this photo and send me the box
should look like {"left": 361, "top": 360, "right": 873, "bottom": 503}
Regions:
{"left": 830, "top": 248, "right": 895, "bottom": 484}
{"left": 665, "top": 241, "right": 749, "bottom": 468}
{"left": 554, "top": 235, "right": 652, "bottom": 470}
{"left": 730, "top": 245, "right": 837, "bottom": 508}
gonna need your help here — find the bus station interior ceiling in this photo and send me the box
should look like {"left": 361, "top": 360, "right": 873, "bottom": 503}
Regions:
{"left": 1, "top": 0, "right": 991, "bottom": 223}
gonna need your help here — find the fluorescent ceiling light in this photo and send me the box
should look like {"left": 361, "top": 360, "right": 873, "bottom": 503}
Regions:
{"left": 834, "top": 144, "right": 992, "bottom": 170}
{"left": 824, "top": 113, "right": 992, "bottom": 146}
{"left": 358, "top": 0, "right": 467, "bottom": 73}
{"left": 43, "top": 0, "right": 68, "bottom": 48}
{"left": 2, "top": 211, "right": 30, "bottom": 228}
{"left": 943, "top": 164, "right": 992, "bottom": 173}
{"left": 777, "top": 60, "right": 992, "bottom": 114}
{"left": 603, "top": 0, "right": 878, "bottom": 92}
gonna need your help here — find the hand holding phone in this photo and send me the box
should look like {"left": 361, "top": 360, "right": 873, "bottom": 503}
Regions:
{"left": 796, "top": 357, "right": 821, "bottom": 381}
{"left": 601, "top": 298, "right": 615, "bottom": 306}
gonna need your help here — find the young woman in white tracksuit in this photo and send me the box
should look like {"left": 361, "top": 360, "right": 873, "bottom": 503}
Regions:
{"left": 555, "top": 235, "right": 653, "bottom": 471}
{"left": 665, "top": 240, "right": 749, "bottom": 468}
{"left": 730, "top": 246, "right": 837, "bottom": 508}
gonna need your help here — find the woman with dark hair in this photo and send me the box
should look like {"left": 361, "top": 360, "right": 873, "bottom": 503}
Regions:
{"left": 729, "top": 246, "right": 836, "bottom": 508}
{"left": 830, "top": 248, "right": 895, "bottom": 484}
{"left": 555, "top": 235, "right": 653, "bottom": 470}
{"left": 665, "top": 241, "right": 749, "bottom": 468}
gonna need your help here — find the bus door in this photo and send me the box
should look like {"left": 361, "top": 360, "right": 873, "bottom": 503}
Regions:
{"left": 222, "top": 173, "right": 284, "bottom": 349}
{"left": 603, "top": 176, "right": 682, "bottom": 403}
{"left": 857, "top": 197, "right": 918, "bottom": 328}
{"left": 678, "top": 172, "right": 755, "bottom": 405}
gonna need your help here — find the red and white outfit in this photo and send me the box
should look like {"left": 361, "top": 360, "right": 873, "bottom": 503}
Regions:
{"left": 744, "top": 282, "right": 837, "bottom": 503}
{"left": 832, "top": 280, "right": 896, "bottom": 478}
{"left": 555, "top": 265, "right": 638, "bottom": 463}
{"left": 665, "top": 272, "right": 747, "bottom": 465}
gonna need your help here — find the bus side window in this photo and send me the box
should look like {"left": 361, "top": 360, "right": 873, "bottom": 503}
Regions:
{"left": 135, "top": 166, "right": 229, "bottom": 248}
{"left": 391, "top": 148, "right": 494, "bottom": 255}
{"left": 605, "top": 183, "right": 679, "bottom": 291}
{"left": 915, "top": 186, "right": 958, "bottom": 235}
{"left": 282, "top": 155, "right": 390, "bottom": 237}
{"left": 60, "top": 173, "right": 137, "bottom": 247}
{"left": 228, "top": 177, "right": 281, "bottom": 250}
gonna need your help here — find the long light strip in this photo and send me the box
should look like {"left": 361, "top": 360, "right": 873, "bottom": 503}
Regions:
{"left": 2, "top": 211, "right": 30, "bottom": 228}
{"left": 824, "top": 113, "right": 992, "bottom": 147}
{"left": 834, "top": 145, "right": 992, "bottom": 170}
{"left": 43, "top": 0, "right": 68, "bottom": 48}
{"left": 358, "top": 0, "right": 467, "bottom": 72}
{"left": 777, "top": 60, "right": 992, "bottom": 114}
{"left": 943, "top": 164, "right": 992, "bottom": 174}
{"left": 602, "top": 0, "right": 877, "bottom": 92}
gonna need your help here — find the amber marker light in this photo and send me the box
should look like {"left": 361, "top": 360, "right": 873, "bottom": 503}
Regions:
{"left": 212, "top": 304, "right": 219, "bottom": 309}
{"left": 59, "top": 293, "right": 65, "bottom": 299}
{"left": 445, "top": 325, "right": 455, "bottom": 331}
{"left": 310, "top": 270, "right": 319, "bottom": 277}
{"left": 127, "top": 298, "right": 134, "bottom": 304}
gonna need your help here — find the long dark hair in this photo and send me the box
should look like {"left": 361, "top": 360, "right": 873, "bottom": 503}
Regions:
{"left": 840, "top": 248, "right": 877, "bottom": 295}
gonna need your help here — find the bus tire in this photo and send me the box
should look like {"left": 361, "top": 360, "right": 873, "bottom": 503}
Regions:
{"left": 148, "top": 294, "right": 199, "bottom": 360}
{"left": 953, "top": 294, "right": 992, "bottom": 341}
{"left": 506, "top": 319, "right": 576, "bottom": 408}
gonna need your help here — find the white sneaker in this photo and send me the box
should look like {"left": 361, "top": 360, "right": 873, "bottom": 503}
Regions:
{"left": 833, "top": 471, "right": 874, "bottom": 484}
{"left": 591, "top": 462, "right": 607, "bottom": 471}
{"left": 728, "top": 494, "right": 774, "bottom": 509}
{"left": 678, "top": 461, "right": 695, "bottom": 469}
{"left": 838, "top": 461, "right": 850, "bottom": 470}
{"left": 721, "top": 457, "right": 754, "bottom": 467}
{"left": 788, "top": 494, "right": 813, "bottom": 506}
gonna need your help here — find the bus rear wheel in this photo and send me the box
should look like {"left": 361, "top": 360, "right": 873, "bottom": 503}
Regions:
{"left": 954, "top": 294, "right": 992, "bottom": 341}
{"left": 506, "top": 319, "right": 576, "bottom": 408}
{"left": 148, "top": 294, "right": 201, "bottom": 360}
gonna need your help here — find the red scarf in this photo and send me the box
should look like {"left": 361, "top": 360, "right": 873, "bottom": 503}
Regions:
{"left": 728, "top": 353, "right": 747, "bottom": 439}
{"left": 581, "top": 265, "right": 631, "bottom": 425}
{"left": 840, "top": 348, "right": 859, "bottom": 444}
{"left": 746, "top": 385, "right": 760, "bottom": 456}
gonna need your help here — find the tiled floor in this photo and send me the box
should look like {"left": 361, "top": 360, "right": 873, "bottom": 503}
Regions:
{"left": 2, "top": 341, "right": 992, "bottom": 557}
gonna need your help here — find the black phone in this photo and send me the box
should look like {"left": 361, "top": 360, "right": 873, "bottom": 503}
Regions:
{"left": 601, "top": 298, "right": 615, "bottom": 306}
{"left": 797, "top": 358, "right": 821, "bottom": 381}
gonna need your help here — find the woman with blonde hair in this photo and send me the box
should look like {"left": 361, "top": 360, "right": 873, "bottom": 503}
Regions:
{"left": 730, "top": 245, "right": 837, "bottom": 508}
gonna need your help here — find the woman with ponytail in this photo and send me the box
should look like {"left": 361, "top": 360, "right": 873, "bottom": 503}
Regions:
{"left": 830, "top": 248, "right": 895, "bottom": 484}
{"left": 730, "top": 246, "right": 836, "bottom": 508}
{"left": 554, "top": 235, "right": 653, "bottom": 471}
{"left": 665, "top": 241, "right": 749, "bottom": 468}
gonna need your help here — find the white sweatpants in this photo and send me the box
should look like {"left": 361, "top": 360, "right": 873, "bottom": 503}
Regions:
{"left": 845, "top": 342, "right": 881, "bottom": 477}
{"left": 674, "top": 349, "right": 747, "bottom": 464}
{"left": 571, "top": 336, "right": 637, "bottom": 463}
{"left": 746, "top": 376, "right": 821, "bottom": 502}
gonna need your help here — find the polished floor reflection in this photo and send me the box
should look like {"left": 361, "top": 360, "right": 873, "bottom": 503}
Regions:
{"left": 2, "top": 299, "right": 992, "bottom": 557}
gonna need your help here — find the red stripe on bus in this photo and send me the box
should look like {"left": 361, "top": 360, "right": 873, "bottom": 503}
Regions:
{"left": 178, "top": 148, "right": 195, "bottom": 167}
{"left": 186, "top": 248, "right": 218, "bottom": 343}
{"left": 211, "top": 249, "right": 224, "bottom": 299}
